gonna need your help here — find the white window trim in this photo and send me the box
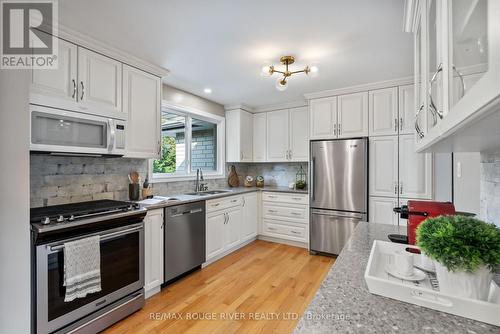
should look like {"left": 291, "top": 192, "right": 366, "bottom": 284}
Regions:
{"left": 150, "top": 101, "right": 226, "bottom": 183}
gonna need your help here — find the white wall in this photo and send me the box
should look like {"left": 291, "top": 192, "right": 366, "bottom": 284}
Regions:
{"left": 162, "top": 84, "right": 225, "bottom": 117}
{"left": 0, "top": 71, "right": 31, "bottom": 333}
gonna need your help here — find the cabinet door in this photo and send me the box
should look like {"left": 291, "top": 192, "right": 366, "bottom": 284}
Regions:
{"left": 144, "top": 209, "right": 164, "bottom": 294}
{"left": 369, "top": 197, "right": 399, "bottom": 225}
{"left": 266, "top": 110, "right": 289, "bottom": 161}
{"left": 123, "top": 65, "right": 161, "bottom": 158}
{"left": 289, "top": 107, "right": 309, "bottom": 161}
{"left": 369, "top": 88, "right": 398, "bottom": 136}
{"left": 310, "top": 97, "right": 337, "bottom": 140}
{"left": 369, "top": 136, "right": 398, "bottom": 197}
{"left": 240, "top": 110, "right": 253, "bottom": 162}
{"left": 206, "top": 212, "right": 226, "bottom": 260}
{"left": 241, "top": 193, "right": 258, "bottom": 241}
{"left": 225, "top": 110, "right": 240, "bottom": 162}
{"left": 398, "top": 84, "right": 416, "bottom": 135}
{"left": 337, "top": 92, "right": 368, "bottom": 138}
{"left": 30, "top": 37, "right": 78, "bottom": 109}
{"left": 78, "top": 48, "right": 123, "bottom": 119}
{"left": 253, "top": 113, "right": 267, "bottom": 162}
{"left": 399, "top": 134, "right": 433, "bottom": 199}
{"left": 225, "top": 207, "right": 241, "bottom": 249}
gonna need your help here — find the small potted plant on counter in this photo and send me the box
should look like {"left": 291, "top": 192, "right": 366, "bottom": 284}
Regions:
{"left": 416, "top": 215, "right": 500, "bottom": 300}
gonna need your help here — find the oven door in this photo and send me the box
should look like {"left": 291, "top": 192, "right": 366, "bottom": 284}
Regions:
{"left": 30, "top": 104, "right": 125, "bottom": 156}
{"left": 35, "top": 223, "right": 144, "bottom": 334}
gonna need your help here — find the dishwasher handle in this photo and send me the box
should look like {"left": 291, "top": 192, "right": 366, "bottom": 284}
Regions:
{"left": 170, "top": 208, "right": 203, "bottom": 218}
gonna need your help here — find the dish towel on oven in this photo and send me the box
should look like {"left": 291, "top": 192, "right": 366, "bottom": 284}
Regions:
{"left": 63, "top": 235, "right": 102, "bottom": 302}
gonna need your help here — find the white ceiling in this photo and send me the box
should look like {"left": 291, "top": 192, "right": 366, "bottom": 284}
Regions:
{"left": 59, "top": 0, "right": 413, "bottom": 108}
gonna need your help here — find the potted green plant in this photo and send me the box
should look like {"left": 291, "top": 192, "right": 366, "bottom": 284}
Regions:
{"left": 416, "top": 215, "right": 500, "bottom": 301}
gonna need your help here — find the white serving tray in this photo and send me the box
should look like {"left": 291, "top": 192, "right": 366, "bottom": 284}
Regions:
{"left": 364, "top": 240, "right": 500, "bottom": 326}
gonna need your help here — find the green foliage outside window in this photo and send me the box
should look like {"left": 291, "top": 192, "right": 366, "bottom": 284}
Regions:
{"left": 153, "top": 136, "right": 177, "bottom": 173}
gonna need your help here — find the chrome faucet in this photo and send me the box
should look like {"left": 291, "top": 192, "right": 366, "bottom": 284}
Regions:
{"left": 195, "top": 169, "right": 208, "bottom": 192}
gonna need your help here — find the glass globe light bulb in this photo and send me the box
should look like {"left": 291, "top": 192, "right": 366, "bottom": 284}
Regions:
{"left": 307, "top": 65, "right": 319, "bottom": 78}
{"left": 261, "top": 65, "right": 273, "bottom": 77}
{"left": 275, "top": 77, "right": 288, "bottom": 91}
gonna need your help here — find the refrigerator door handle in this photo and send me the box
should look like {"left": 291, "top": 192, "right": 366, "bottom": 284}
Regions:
{"left": 310, "top": 157, "right": 315, "bottom": 201}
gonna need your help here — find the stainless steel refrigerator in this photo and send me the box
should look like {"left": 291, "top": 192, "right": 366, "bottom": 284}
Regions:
{"left": 310, "top": 138, "right": 368, "bottom": 255}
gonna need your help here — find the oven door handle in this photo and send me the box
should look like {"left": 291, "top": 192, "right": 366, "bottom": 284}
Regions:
{"left": 48, "top": 224, "right": 143, "bottom": 252}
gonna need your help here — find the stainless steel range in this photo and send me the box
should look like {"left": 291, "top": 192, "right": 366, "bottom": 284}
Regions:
{"left": 31, "top": 200, "right": 147, "bottom": 334}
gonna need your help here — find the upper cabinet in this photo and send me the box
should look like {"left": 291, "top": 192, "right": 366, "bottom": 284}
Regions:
{"left": 253, "top": 113, "right": 267, "bottom": 162}
{"left": 310, "top": 93, "right": 368, "bottom": 140}
{"left": 77, "top": 48, "right": 123, "bottom": 119}
{"left": 123, "top": 65, "right": 161, "bottom": 159}
{"left": 406, "top": 0, "right": 500, "bottom": 152}
{"left": 266, "top": 107, "right": 309, "bottom": 162}
{"left": 226, "top": 109, "right": 253, "bottom": 162}
{"left": 310, "top": 97, "right": 337, "bottom": 140}
{"left": 337, "top": 92, "right": 368, "bottom": 138}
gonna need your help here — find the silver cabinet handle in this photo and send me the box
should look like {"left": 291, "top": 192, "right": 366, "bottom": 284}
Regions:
{"left": 400, "top": 117, "right": 403, "bottom": 131}
{"left": 223, "top": 212, "right": 227, "bottom": 224}
{"left": 242, "top": 197, "right": 246, "bottom": 207}
{"left": 429, "top": 63, "right": 444, "bottom": 120}
{"left": 394, "top": 118, "right": 398, "bottom": 133}
{"left": 240, "top": 151, "right": 243, "bottom": 160}
{"left": 291, "top": 212, "right": 301, "bottom": 216}
{"left": 230, "top": 199, "right": 238, "bottom": 203}
{"left": 415, "top": 104, "right": 425, "bottom": 139}
{"left": 400, "top": 182, "right": 403, "bottom": 195}
{"left": 72, "top": 79, "right": 76, "bottom": 99}
{"left": 338, "top": 123, "right": 341, "bottom": 135}
{"left": 290, "top": 230, "right": 300, "bottom": 235}
{"left": 268, "top": 209, "right": 278, "bottom": 213}
{"left": 226, "top": 212, "right": 230, "bottom": 224}
{"left": 80, "top": 81, "right": 84, "bottom": 100}
{"left": 453, "top": 65, "right": 466, "bottom": 99}
{"left": 292, "top": 197, "right": 302, "bottom": 200}
{"left": 212, "top": 203, "right": 220, "bottom": 207}
{"left": 268, "top": 195, "right": 277, "bottom": 199}
{"left": 268, "top": 227, "right": 277, "bottom": 231}
{"left": 289, "top": 150, "right": 293, "bottom": 160}
{"left": 333, "top": 123, "right": 337, "bottom": 136}
{"left": 394, "top": 182, "right": 398, "bottom": 195}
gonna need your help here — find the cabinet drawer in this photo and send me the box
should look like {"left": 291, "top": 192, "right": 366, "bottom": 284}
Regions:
{"left": 206, "top": 195, "right": 242, "bottom": 213}
{"left": 263, "top": 219, "right": 307, "bottom": 242}
{"left": 262, "top": 203, "right": 307, "bottom": 223}
{"left": 262, "top": 192, "right": 308, "bottom": 205}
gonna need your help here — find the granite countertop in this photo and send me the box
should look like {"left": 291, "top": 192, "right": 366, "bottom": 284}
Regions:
{"left": 294, "top": 222, "right": 500, "bottom": 334}
{"left": 138, "top": 186, "right": 308, "bottom": 210}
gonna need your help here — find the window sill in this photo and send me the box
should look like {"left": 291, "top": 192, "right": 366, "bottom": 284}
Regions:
{"left": 151, "top": 173, "right": 226, "bottom": 183}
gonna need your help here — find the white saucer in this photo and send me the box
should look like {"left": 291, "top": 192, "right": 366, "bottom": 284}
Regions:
{"left": 414, "top": 262, "right": 436, "bottom": 273}
{"left": 385, "top": 265, "right": 427, "bottom": 281}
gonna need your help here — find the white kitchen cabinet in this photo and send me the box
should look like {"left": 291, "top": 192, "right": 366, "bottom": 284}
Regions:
{"left": 30, "top": 36, "right": 78, "bottom": 110}
{"left": 310, "top": 97, "right": 337, "bottom": 140}
{"left": 369, "top": 136, "right": 399, "bottom": 197}
{"left": 241, "top": 192, "right": 258, "bottom": 242}
{"left": 206, "top": 211, "right": 226, "bottom": 260}
{"left": 369, "top": 87, "right": 398, "bottom": 136}
{"left": 123, "top": 65, "right": 161, "bottom": 158}
{"left": 225, "top": 206, "right": 242, "bottom": 250}
{"left": 252, "top": 113, "right": 267, "bottom": 162}
{"left": 337, "top": 92, "right": 368, "bottom": 138}
{"left": 266, "top": 109, "right": 289, "bottom": 161}
{"left": 398, "top": 84, "right": 416, "bottom": 135}
{"left": 144, "top": 209, "right": 164, "bottom": 297}
{"left": 288, "top": 107, "right": 309, "bottom": 161}
{"left": 77, "top": 48, "right": 123, "bottom": 119}
{"left": 369, "top": 196, "right": 399, "bottom": 225}
{"left": 226, "top": 109, "right": 253, "bottom": 162}
{"left": 399, "top": 135, "right": 433, "bottom": 199}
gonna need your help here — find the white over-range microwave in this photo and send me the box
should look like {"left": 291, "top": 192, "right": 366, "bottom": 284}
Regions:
{"left": 30, "top": 105, "right": 126, "bottom": 156}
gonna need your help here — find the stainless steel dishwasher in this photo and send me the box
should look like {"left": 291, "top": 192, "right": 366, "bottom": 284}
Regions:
{"left": 164, "top": 201, "right": 206, "bottom": 283}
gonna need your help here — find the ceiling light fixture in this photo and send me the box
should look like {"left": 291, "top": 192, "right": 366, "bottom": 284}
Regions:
{"left": 203, "top": 88, "right": 212, "bottom": 94}
{"left": 261, "top": 56, "right": 319, "bottom": 91}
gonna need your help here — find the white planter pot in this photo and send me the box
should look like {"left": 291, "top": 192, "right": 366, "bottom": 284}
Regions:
{"left": 435, "top": 262, "right": 492, "bottom": 301}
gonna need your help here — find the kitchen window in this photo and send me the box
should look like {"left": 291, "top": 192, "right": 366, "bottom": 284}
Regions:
{"left": 151, "top": 103, "right": 225, "bottom": 181}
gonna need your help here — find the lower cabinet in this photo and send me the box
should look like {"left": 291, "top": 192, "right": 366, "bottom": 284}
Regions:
{"left": 369, "top": 196, "right": 399, "bottom": 225}
{"left": 206, "top": 193, "right": 258, "bottom": 262}
{"left": 144, "top": 209, "right": 164, "bottom": 297}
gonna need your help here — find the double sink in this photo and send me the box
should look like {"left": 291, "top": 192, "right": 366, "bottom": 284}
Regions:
{"left": 184, "top": 190, "right": 233, "bottom": 197}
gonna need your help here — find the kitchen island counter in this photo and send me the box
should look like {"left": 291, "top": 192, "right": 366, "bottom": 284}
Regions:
{"left": 294, "top": 222, "right": 500, "bottom": 334}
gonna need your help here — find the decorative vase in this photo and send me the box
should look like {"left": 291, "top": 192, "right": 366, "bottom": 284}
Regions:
{"left": 227, "top": 165, "right": 239, "bottom": 187}
{"left": 434, "top": 262, "right": 492, "bottom": 301}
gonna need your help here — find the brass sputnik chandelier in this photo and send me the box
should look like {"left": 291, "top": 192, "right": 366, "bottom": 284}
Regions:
{"left": 261, "top": 56, "right": 319, "bottom": 91}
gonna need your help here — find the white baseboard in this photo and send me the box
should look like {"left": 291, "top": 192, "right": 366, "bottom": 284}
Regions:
{"left": 145, "top": 285, "right": 161, "bottom": 299}
{"left": 257, "top": 235, "right": 309, "bottom": 249}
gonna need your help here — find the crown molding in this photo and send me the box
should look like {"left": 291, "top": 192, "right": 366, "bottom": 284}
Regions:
{"left": 38, "top": 21, "right": 169, "bottom": 78}
{"left": 252, "top": 100, "right": 308, "bottom": 113}
{"left": 224, "top": 104, "right": 254, "bottom": 112}
{"left": 303, "top": 76, "right": 414, "bottom": 100}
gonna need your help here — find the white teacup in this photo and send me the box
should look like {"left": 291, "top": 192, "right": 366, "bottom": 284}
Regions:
{"left": 393, "top": 250, "right": 414, "bottom": 276}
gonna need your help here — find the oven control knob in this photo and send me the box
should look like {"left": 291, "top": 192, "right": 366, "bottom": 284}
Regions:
{"left": 41, "top": 217, "right": 51, "bottom": 225}
{"left": 68, "top": 215, "right": 75, "bottom": 221}
{"left": 56, "top": 215, "right": 65, "bottom": 223}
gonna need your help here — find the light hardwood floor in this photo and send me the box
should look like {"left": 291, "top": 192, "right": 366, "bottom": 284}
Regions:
{"left": 104, "top": 240, "right": 334, "bottom": 334}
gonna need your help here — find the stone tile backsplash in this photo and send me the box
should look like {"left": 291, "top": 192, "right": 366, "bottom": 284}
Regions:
{"left": 480, "top": 151, "right": 500, "bottom": 227}
{"left": 30, "top": 155, "right": 306, "bottom": 207}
